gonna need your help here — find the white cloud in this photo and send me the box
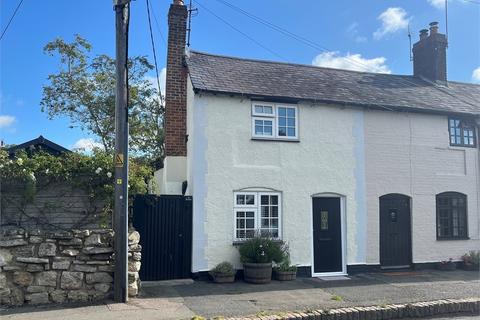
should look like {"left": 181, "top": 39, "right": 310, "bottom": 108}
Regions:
{"left": 373, "top": 7, "right": 410, "bottom": 40}
{"left": 472, "top": 67, "right": 480, "bottom": 83}
{"left": 428, "top": 0, "right": 446, "bottom": 8}
{"left": 347, "top": 22, "right": 368, "bottom": 43}
{"left": 312, "top": 52, "right": 391, "bottom": 74}
{"left": 145, "top": 67, "right": 166, "bottom": 98}
{"left": 72, "top": 138, "right": 104, "bottom": 152}
{"left": 0, "top": 115, "right": 15, "bottom": 128}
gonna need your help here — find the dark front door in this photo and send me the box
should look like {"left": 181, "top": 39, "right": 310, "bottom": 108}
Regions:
{"left": 313, "top": 197, "right": 342, "bottom": 273}
{"left": 379, "top": 194, "right": 411, "bottom": 268}
{"left": 133, "top": 195, "right": 193, "bottom": 281}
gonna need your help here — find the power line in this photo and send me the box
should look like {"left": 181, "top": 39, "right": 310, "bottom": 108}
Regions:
{"left": 149, "top": 1, "right": 167, "bottom": 48}
{"left": 146, "top": 0, "right": 164, "bottom": 106}
{"left": 193, "top": 0, "right": 286, "bottom": 61}
{"left": 0, "top": 0, "right": 24, "bottom": 41}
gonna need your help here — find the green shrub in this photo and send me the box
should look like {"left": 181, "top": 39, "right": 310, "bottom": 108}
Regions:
{"left": 209, "top": 261, "right": 236, "bottom": 276}
{"left": 274, "top": 244, "right": 297, "bottom": 271}
{"left": 238, "top": 234, "right": 286, "bottom": 264}
{"left": 462, "top": 250, "right": 480, "bottom": 266}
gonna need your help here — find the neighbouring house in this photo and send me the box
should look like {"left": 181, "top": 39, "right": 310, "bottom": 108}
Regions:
{"left": 5, "top": 135, "right": 70, "bottom": 157}
{"left": 155, "top": 0, "right": 479, "bottom": 277}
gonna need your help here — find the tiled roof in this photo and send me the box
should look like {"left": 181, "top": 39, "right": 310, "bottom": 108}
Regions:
{"left": 186, "top": 50, "right": 480, "bottom": 116}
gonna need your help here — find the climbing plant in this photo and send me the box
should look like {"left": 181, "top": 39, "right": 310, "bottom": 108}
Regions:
{"left": 0, "top": 149, "right": 153, "bottom": 229}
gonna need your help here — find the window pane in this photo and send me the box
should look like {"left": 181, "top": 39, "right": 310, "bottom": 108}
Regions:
{"left": 236, "top": 195, "right": 245, "bottom": 205}
{"left": 255, "top": 106, "right": 263, "bottom": 113}
{"left": 287, "top": 118, "right": 295, "bottom": 127}
{"left": 278, "top": 127, "right": 286, "bottom": 136}
{"left": 278, "top": 107, "right": 286, "bottom": 116}
{"left": 255, "top": 126, "right": 262, "bottom": 135}
{"left": 287, "top": 128, "right": 296, "bottom": 137}
{"left": 264, "top": 106, "right": 273, "bottom": 114}
{"left": 287, "top": 108, "right": 295, "bottom": 117}
{"left": 246, "top": 219, "right": 254, "bottom": 228}
{"left": 265, "top": 126, "right": 272, "bottom": 135}
{"left": 261, "top": 195, "right": 269, "bottom": 205}
{"left": 278, "top": 117, "right": 286, "bottom": 126}
{"left": 271, "top": 196, "right": 278, "bottom": 205}
{"left": 245, "top": 194, "right": 255, "bottom": 205}
{"left": 246, "top": 211, "right": 255, "bottom": 218}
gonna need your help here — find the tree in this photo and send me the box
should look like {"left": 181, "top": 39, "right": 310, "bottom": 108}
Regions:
{"left": 41, "top": 35, "right": 164, "bottom": 167}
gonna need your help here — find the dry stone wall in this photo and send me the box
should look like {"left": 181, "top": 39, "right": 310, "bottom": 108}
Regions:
{"left": 0, "top": 228, "right": 141, "bottom": 306}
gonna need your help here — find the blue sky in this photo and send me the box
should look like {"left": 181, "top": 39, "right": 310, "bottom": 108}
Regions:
{"left": 1, "top": 0, "right": 479, "bottom": 149}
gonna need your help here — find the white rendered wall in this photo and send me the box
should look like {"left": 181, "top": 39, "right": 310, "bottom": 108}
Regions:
{"left": 364, "top": 110, "right": 480, "bottom": 264}
{"left": 187, "top": 94, "right": 365, "bottom": 272}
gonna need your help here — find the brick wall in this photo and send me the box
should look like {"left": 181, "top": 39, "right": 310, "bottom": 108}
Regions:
{"left": 165, "top": 2, "right": 188, "bottom": 157}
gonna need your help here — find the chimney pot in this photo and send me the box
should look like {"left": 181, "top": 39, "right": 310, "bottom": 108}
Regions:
{"left": 419, "top": 29, "right": 429, "bottom": 40}
{"left": 173, "top": 0, "right": 184, "bottom": 5}
{"left": 429, "top": 21, "right": 439, "bottom": 35}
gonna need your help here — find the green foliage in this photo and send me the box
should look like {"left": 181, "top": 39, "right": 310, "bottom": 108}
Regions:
{"left": 238, "top": 235, "right": 286, "bottom": 264}
{"left": 41, "top": 35, "right": 164, "bottom": 167}
{"left": 0, "top": 149, "right": 152, "bottom": 224}
{"left": 331, "top": 294, "right": 343, "bottom": 301}
{"left": 209, "top": 261, "right": 236, "bottom": 277}
{"left": 462, "top": 250, "right": 480, "bottom": 266}
{"left": 274, "top": 244, "right": 297, "bottom": 272}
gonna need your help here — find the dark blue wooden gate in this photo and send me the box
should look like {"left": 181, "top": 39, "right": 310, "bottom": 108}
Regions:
{"left": 133, "top": 195, "right": 192, "bottom": 281}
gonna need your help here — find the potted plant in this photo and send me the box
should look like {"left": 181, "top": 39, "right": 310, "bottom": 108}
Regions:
{"left": 274, "top": 247, "right": 297, "bottom": 281}
{"left": 461, "top": 251, "right": 480, "bottom": 271}
{"left": 238, "top": 234, "right": 285, "bottom": 284}
{"left": 209, "top": 261, "right": 236, "bottom": 283}
{"left": 436, "top": 258, "right": 457, "bottom": 271}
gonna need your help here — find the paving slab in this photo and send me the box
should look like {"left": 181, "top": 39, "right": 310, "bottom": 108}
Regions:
{"left": 1, "top": 270, "right": 479, "bottom": 320}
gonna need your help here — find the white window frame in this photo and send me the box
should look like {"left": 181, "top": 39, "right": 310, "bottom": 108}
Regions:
{"left": 252, "top": 102, "right": 276, "bottom": 117}
{"left": 233, "top": 191, "right": 282, "bottom": 241}
{"left": 252, "top": 117, "right": 275, "bottom": 138}
{"left": 251, "top": 102, "right": 298, "bottom": 140}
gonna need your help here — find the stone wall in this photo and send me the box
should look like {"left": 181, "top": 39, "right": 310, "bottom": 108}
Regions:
{"left": 0, "top": 228, "right": 141, "bottom": 306}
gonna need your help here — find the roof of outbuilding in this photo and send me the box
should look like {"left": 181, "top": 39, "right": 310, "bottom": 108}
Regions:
{"left": 186, "top": 50, "right": 480, "bottom": 116}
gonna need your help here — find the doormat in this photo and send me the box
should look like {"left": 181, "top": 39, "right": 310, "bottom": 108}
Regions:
{"left": 317, "top": 276, "right": 351, "bottom": 281}
{"left": 381, "top": 271, "right": 424, "bottom": 276}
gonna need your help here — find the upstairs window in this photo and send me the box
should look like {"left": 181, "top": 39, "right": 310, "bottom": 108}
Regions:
{"left": 436, "top": 192, "right": 468, "bottom": 240}
{"left": 234, "top": 191, "right": 281, "bottom": 241}
{"left": 252, "top": 102, "right": 298, "bottom": 140}
{"left": 449, "top": 118, "right": 476, "bottom": 147}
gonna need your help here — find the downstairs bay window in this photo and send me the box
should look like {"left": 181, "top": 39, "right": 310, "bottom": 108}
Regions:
{"left": 234, "top": 191, "right": 281, "bottom": 241}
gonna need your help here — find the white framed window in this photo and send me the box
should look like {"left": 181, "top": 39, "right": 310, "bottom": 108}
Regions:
{"left": 233, "top": 191, "right": 281, "bottom": 240}
{"left": 251, "top": 102, "right": 298, "bottom": 140}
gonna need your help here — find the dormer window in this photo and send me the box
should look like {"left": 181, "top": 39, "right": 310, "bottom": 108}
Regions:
{"left": 449, "top": 118, "right": 476, "bottom": 147}
{"left": 251, "top": 102, "right": 298, "bottom": 140}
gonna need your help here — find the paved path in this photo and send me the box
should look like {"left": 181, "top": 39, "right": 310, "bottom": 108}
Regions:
{"left": 1, "top": 270, "right": 479, "bottom": 320}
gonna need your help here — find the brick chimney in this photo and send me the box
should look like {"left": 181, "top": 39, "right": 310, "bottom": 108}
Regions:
{"left": 165, "top": 0, "right": 188, "bottom": 156}
{"left": 412, "top": 22, "right": 448, "bottom": 83}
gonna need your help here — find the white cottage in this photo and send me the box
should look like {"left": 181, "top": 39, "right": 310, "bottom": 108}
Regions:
{"left": 155, "top": 0, "right": 480, "bottom": 277}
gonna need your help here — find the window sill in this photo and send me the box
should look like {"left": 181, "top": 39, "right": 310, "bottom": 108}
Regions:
{"left": 251, "top": 137, "right": 300, "bottom": 143}
{"left": 449, "top": 144, "right": 476, "bottom": 149}
{"left": 436, "top": 237, "right": 470, "bottom": 241}
{"left": 232, "top": 239, "right": 283, "bottom": 246}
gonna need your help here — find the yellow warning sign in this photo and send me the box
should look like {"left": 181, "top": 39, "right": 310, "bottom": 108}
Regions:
{"left": 115, "top": 154, "right": 124, "bottom": 167}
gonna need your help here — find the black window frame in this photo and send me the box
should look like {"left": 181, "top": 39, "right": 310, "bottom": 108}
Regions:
{"left": 436, "top": 192, "right": 468, "bottom": 240}
{"left": 448, "top": 118, "right": 477, "bottom": 148}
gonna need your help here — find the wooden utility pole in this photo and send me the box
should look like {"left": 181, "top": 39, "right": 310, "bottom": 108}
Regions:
{"left": 113, "top": 0, "right": 130, "bottom": 303}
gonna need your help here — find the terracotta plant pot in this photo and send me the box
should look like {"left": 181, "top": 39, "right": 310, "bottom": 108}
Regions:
{"left": 436, "top": 262, "right": 457, "bottom": 271}
{"left": 275, "top": 270, "right": 297, "bottom": 281}
{"left": 212, "top": 273, "right": 235, "bottom": 283}
{"left": 243, "top": 262, "right": 272, "bottom": 284}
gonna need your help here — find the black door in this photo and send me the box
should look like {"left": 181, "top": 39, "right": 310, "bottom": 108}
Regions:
{"left": 313, "top": 197, "right": 342, "bottom": 273}
{"left": 379, "top": 194, "right": 411, "bottom": 268}
{"left": 133, "top": 195, "right": 193, "bottom": 281}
